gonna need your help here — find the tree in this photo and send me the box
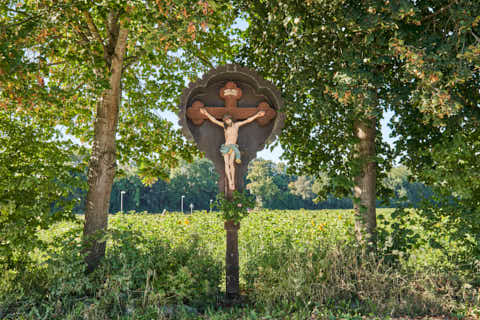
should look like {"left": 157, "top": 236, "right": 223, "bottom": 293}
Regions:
{"left": 1, "top": 0, "right": 235, "bottom": 270}
{"left": 288, "top": 176, "right": 315, "bottom": 200}
{"left": 267, "top": 162, "right": 304, "bottom": 209}
{"left": 387, "top": 0, "right": 480, "bottom": 265}
{"left": 239, "top": 0, "right": 479, "bottom": 249}
{"left": 0, "top": 113, "right": 82, "bottom": 271}
{"left": 246, "top": 159, "right": 280, "bottom": 208}
{"left": 169, "top": 158, "right": 219, "bottom": 210}
{"left": 239, "top": 0, "right": 397, "bottom": 247}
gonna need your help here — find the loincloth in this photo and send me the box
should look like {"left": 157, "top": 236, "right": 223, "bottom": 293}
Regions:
{"left": 220, "top": 144, "right": 242, "bottom": 164}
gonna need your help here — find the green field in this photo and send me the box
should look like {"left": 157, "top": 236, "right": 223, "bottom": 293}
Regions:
{"left": 1, "top": 209, "right": 479, "bottom": 319}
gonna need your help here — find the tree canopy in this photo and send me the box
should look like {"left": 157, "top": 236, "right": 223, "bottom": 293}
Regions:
{"left": 2, "top": 0, "right": 479, "bottom": 268}
{"left": 237, "top": 0, "right": 480, "bottom": 246}
{"left": 0, "top": 113, "right": 82, "bottom": 270}
{"left": 1, "top": 0, "right": 237, "bottom": 178}
{"left": 1, "top": 0, "right": 237, "bottom": 270}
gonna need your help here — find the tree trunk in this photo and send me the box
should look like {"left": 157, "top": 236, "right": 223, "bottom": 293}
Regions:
{"left": 83, "top": 27, "right": 128, "bottom": 272}
{"left": 353, "top": 118, "right": 377, "bottom": 249}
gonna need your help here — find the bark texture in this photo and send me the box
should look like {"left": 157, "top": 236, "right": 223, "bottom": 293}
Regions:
{"left": 353, "top": 118, "right": 377, "bottom": 248}
{"left": 83, "top": 25, "right": 128, "bottom": 272}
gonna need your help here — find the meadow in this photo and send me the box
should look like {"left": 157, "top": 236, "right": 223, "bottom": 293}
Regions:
{"left": 1, "top": 209, "right": 479, "bottom": 319}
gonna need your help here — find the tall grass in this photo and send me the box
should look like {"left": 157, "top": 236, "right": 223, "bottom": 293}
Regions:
{"left": 1, "top": 209, "right": 478, "bottom": 319}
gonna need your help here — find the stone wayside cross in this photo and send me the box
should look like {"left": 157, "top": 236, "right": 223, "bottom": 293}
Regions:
{"left": 186, "top": 81, "right": 276, "bottom": 126}
{"left": 178, "top": 65, "right": 284, "bottom": 303}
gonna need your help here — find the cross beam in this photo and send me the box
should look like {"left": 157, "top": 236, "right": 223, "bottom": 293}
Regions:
{"left": 186, "top": 81, "right": 276, "bottom": 126}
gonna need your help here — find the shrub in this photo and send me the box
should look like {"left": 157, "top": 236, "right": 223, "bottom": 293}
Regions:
{"left": 0, "top": 115, "right": 83, "bottom": 271}
{"left": 1, "top": 210, "right": 479, "bottom": 319}
{"left": 0, "top": 215, "right": 222, "bottom": 319}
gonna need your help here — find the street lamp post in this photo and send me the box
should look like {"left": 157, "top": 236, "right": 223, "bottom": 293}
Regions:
{"left": 210, "top": 199, "right": 213, "bottom": 213}
{"left": 181, "top": 195, "right": 185, "bottom": 213}
{"left": 120, "top": 191, "right": 126, "bottom": 213}
{"left": 190, "top": 203, "right": 194, "bottom": 214}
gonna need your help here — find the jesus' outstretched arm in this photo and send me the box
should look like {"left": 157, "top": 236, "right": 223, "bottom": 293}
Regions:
{"left": 236, "top": 111, "right": 265, "bottom": 127}
{"left": 200, "top": 108, "right": 224, "bottom": 127}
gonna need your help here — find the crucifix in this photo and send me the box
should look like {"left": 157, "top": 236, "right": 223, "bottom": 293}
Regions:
{"left": 187, "top": 81, "right": 277, "bottom": 192}
{"left": 178, "top": 65, "right": 284, "bottom": 302}
{"left": 200, "top": 108, "right": 265, "bottom": 190}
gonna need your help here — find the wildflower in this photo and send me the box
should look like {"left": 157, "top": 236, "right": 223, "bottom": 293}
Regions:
{"left": 311, "top": 220, "right": 315, "bottom": 226}
{"left": 237, "top": 203, "right": 242, "bottom": 207}
{"left": 184, "top": 219, "right": 190, "bottom": 225}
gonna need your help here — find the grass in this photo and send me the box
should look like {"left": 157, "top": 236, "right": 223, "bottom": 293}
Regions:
{"left": 1, "top": 209, "right": 479, "bottom": 319}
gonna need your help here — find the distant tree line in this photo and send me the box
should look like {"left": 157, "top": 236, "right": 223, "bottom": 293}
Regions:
{"left": 70, "top": 158, "right": 431, "bottom": 213}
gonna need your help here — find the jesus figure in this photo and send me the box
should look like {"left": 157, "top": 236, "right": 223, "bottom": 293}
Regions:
{"left": 199, "top": 107, "right": 266, "bottom": 190}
